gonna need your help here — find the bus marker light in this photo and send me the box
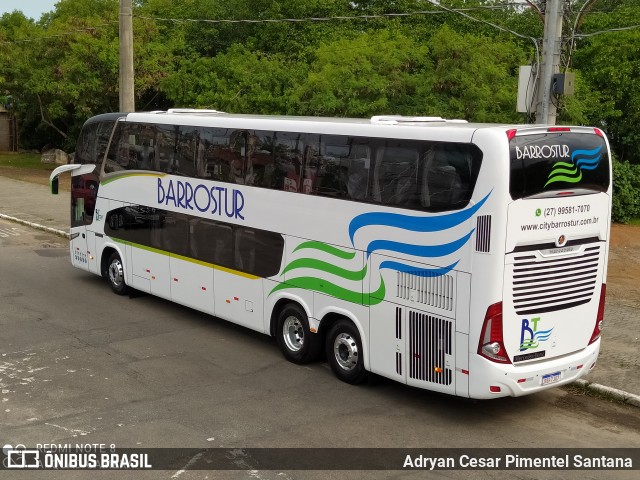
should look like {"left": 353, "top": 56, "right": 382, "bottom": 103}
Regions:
{"left": 506, "top": 129, "right": 517, "bottom": 141}
{"left": 489, "top": 386, "right": 501, "bottom": 393}
{"left": 226, "top": 299, "right": 231, "bottom": 303}
{"left": 151, "top": 276, "right": 156, "bottom": 280}
{"left": 517, "top": 378, "right": 526, "bottom": 383}
{"left": 173, "top": 278, "right": 178, "bottom": 282}
{"left": 201, "top": 287, "right": 207, "bottom": 291}
{"left": 310, "top": 327, "right": 317, "bottom": 333}
{"left": 594, "top": 128, "right": 604, "bottom": 137}
{"left": 548, "top": 127, "right": 570, "bottom": 132}
{"left": 434, "top": 367, "right": 443, "bottom": 373}
{"left": 234, "top": 297, "right": 239, "bottom": 301}
{"left": 577, "top": 364, "right": 583, "bottom": 370}
{"left": 461, "top": 369, "right": 469, "bottom": 375}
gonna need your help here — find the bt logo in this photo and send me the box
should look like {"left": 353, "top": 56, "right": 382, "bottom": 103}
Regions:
{"left": 519, "top": 317, "right": 554, "bottom": 352}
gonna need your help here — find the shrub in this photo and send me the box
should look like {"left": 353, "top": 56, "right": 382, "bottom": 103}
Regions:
{"left": 612, "top": 158, "right": 640, "bottom": 223}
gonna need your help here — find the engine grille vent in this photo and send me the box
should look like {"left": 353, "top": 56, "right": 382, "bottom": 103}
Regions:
{"left": 396, "top": 352, "right": 402, "bottom": 376}
{"left": 408, "top": 310, "right": 452, "bottom": 385}
{"left": 395, "top": 306, "right": 402, "bottom": 340}
{"left": 512, "top": 245, "right": 601, "bottom": 315}
{"left": 476, "top": 215, "right": 492, "bottom": 253}
{"left": 397, "top": 271, "right": 454, "bottom": 311}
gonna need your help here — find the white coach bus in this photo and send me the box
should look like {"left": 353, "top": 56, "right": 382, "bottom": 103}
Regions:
{"left": 50, "top": 110, "right": 611, "bottom": 399}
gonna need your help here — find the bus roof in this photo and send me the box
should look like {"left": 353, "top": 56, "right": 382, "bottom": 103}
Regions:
{"left": 101, "top": 110, "right": 599, "bottom": 143}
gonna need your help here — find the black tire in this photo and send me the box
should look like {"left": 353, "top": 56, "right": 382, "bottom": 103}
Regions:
{"left": 107, "top": 251, "right": 130, "bottom": 295}
{"left": 276, "top": 303, "right": 321, "bottom": 364}
{"left": 325, "top": 319, "right": 367, "bottom": 384}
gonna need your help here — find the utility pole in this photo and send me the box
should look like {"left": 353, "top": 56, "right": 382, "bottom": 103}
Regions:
{"left": 119, "top": 0, "right": 135, "bottom": 112}
{"left": 535, "top": 0, "right": 564, "bottom": 125}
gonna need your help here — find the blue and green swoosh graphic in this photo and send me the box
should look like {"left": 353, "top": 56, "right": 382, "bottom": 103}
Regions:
{"left": 519, "top": 327, "right": 554, "bottom": 351}
{"left": 270, "top": 192, "right": 491, "bottom": 305}
{"left": 544, "top": 146, "right": 602, "bottom": 188}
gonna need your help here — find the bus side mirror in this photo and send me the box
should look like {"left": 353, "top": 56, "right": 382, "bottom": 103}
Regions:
{"left": 51, "top": 177, "right": 59, "bottom": 195}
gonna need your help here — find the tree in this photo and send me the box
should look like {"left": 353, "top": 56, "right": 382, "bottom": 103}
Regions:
{"left": 292, "top": 29, "right": 433, "bottom": 117}
{"left": 571, "top": 2, "right": 640, "bottom": 162}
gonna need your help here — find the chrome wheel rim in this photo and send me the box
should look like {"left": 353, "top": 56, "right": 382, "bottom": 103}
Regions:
{"left": 282, "top": 315, "right": 304, "bottom": 352}
{"left": 108, "top": 259, "right": 124, "bottom": 288}
{"left": 333, "top": 333, "right": 359, "bottom": 371}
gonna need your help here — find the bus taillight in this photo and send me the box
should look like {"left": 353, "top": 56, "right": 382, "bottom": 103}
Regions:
{"left": 478, "top": 302, "right": 511, "bottom": 364}
{"left": 589, "top": 284, "right": 606, "bottom": 345}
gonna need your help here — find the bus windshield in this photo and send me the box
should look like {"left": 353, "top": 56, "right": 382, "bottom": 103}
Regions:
{"left": 509, "top": 131, "right": 609, "bottom": 199}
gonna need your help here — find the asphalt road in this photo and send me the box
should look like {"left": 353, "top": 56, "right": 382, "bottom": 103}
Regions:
{"left": 1, "top": 219, "right": 639, "bottom": 480}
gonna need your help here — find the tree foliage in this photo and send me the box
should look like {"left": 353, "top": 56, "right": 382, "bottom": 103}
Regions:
{"left": 0, "top": 0, "right": 638, "bottom": 183}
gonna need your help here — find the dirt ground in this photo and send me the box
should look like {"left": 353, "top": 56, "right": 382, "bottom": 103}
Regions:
{"left": 607, "top": 223, "right": 640, "bottom": 308}
{"left": 0, "top": 165, "right": 71, "bottom": 191}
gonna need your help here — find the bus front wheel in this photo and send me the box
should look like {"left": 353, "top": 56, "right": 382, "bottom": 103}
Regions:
{"left": 276, "top": 303, "right": 321, "bottom": 364}
{"left": 325, "top": 319, "right": 367, "bottom": 384}
{"left": 107, "top": 252, "right": 129, "bottom": 295}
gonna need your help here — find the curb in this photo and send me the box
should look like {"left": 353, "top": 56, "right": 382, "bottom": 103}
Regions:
{"left": 0, "top": 213, "right": 70, "bottom": 239}
{"left": 573, "top": 379, "right": 640, "bottom": 408}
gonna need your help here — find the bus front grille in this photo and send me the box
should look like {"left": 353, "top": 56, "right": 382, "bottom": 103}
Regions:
{"left": 408, "top": 310, "right": 452, "bottom": 385}
{"left": 511, "top": 245, "right": 601, "bottom": 315}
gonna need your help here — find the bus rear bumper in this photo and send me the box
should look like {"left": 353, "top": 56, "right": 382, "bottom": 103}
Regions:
{"left": 468, "top": 340, "right": 600, "bottom": 399}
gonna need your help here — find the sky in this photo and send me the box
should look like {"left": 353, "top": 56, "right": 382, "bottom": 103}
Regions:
{"left": 0, "top": 0, "right": 59, "bottom": 20}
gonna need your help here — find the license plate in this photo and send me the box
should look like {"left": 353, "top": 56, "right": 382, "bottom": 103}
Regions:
{"left": 541, "top": 372, "right": 561, "bottom": 386}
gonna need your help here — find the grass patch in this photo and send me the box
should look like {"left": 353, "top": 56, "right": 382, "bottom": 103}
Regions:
{"left": 0, "top": 152, "right": 55, "bottom": 170}
{"left": 0, "top": 152, "right": 70, "bottom": 189}
{"left": 628, "top": 218, "right": 640, "bottom": 226}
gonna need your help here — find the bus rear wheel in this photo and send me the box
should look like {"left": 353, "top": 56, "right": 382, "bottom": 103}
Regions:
{"left": 107, "top": 252, "right": 129, "bottom": 295}
{"left": 276, "top": 303, "right": 321, "bottom": 364}
{"left": 325, "top": 319, "right": 367, "bottom": 384}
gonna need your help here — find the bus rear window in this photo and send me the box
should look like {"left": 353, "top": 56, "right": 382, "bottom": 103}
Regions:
{"left": 509, "top": 133, "right": 609, "bottom": 199}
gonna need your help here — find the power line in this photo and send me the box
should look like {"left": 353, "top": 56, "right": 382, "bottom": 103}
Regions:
{"left": 134, "top": 5, "right": 528, "bottom": 25}
{"left": 574, "top": 24, "right": 640, "bottom": 38}
{"left": 0, "top": 22, "right": 117, "bottom": 45}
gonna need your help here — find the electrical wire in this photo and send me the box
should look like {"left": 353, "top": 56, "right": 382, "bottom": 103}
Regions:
{"left": 133, "top": 5, "right": 527, "bottom": 25}
{"left": 0, "top": 22, "right": 117, "bottom": 45}
{"left": 574, "top": 24, "right": 640, "bottom": 38}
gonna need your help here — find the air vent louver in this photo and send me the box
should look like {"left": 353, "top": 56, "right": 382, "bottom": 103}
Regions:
{"left": 512, "top": 245, "right": 601, "bottom": 315}
{"left": 408, "top": 311, "right": 452, "bottom": 385}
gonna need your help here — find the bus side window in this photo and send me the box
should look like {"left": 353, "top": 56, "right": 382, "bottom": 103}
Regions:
{"left": 138, "top": 125, "right": 157, "bottom": 171}
{"left": 191, "top": 219, "right": 234, "bottom": 269}
{"left": 175, "top": 126, "right": 198, "bottom": 178}
{"left": 272, "top": 132, "right": 305, "bottom": 193}
{"left": 235, "top": 228, "right": 256, "bottom": 273}
{"left": 104, "top": 123, "right": 130, "bottom": 173}
{"left": 426, "top": 147, "right": 465, "bottom": 209}
{"left": 77, "top": 121, "right": 115, "bottom": 165}
{"left": 154, "top": 211, "right": 189, "bottom": 257}
{"left": 346, "top": 144, "right": 370, "bottom": 201}
{"left": 372, "top": 145, "right": 420, "bottom": 207}
{"left": 315, "top": 139, "right": 348, "bottom": 198}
